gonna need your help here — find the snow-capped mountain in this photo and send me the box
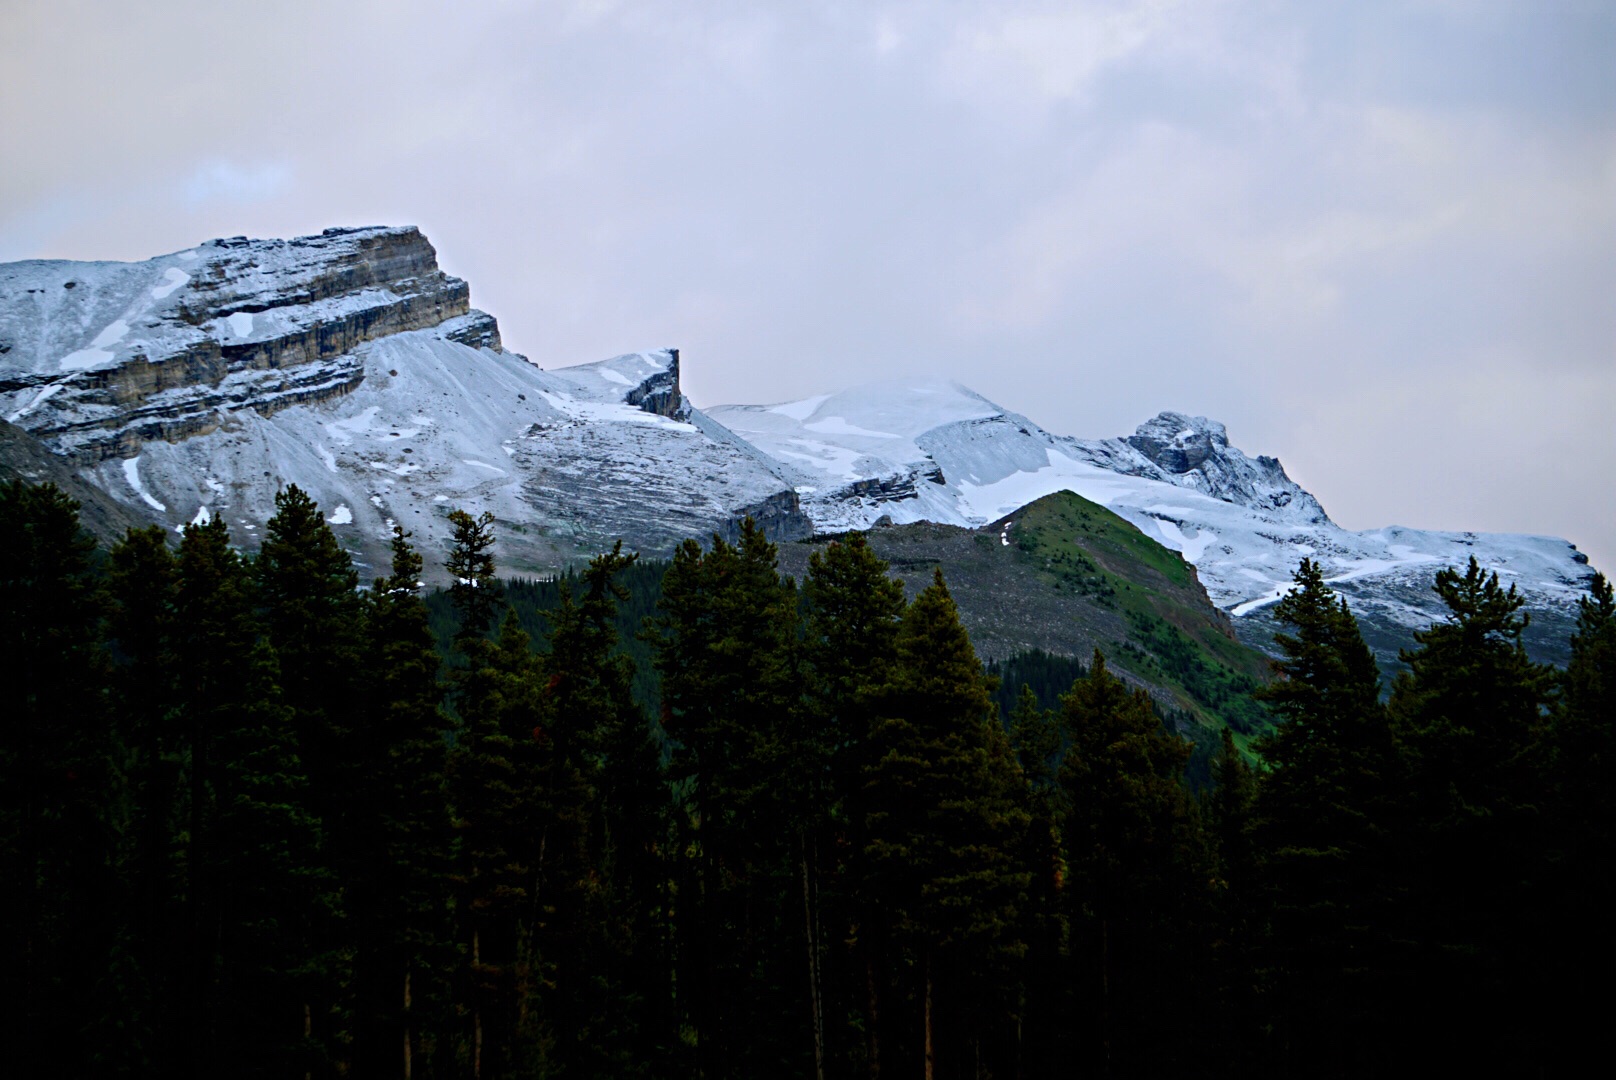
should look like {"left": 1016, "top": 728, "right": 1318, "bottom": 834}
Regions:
{"left": 0, "top": 226, "right": 1597, "bottom": 665}
{"left": 0, "top": 227, "right": 808, "bottom": 579}
{"left": 710, "top": 384, "right": 1596, "bottom": 663}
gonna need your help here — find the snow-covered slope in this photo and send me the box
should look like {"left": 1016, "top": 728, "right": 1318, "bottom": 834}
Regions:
{"left": 0, "top": 228, "right": 809, "bottom": 579}
{"left": 0, "top": 226, "right": 1595, "bottom": 664}
{"left": 711, "top": 385, "right": 1596, "bottom": 662}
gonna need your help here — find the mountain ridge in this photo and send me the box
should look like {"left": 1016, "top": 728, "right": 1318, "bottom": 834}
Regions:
{"left": 0, "top": 225, "right": 1596, "bottom": 668}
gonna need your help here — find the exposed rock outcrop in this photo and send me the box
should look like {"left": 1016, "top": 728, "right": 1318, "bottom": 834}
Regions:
{"left": 1, "top": 226, "right": 483, "bottom": 460}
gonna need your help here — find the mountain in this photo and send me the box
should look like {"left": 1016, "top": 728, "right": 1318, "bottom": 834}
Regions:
{"left": 0, "top": 226, "right": 1597, "bottom": 668}
{"left": 711, "top": 386, "right": 1595, "bottom": 669}
{"left": 0, "top": 226, "right": 810, "bottom": 579}
{"left": 777, "top": 490, "right": 1273, "bottom": 747}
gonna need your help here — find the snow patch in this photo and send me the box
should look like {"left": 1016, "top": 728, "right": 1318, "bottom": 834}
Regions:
{"left": 151, "top": 267, "right": 189, "bottom": 299}
{"left": 770, "top": 393, "right": 832, "bottom": 421}
{"left": 325, "top": 406, "right": 381, "bottom": 444}
{"left": 191, "top": 505, "right": 211, "bottom": 527}
{"left": 58, "top": 319, "right": 130, "bottom": 371}
{"left": 121, "top": 457, "right": 167, "bottom": 512}
{"left": 328, "top": 504, "right": 353, "bottom": 525}
{"left": 463, "top": 459, "right": 506, "bottom": 474}
{"left": 225, "top": 312, "right": 254, "bottom": 338}
{"left": 806, "top": 417, "right": 903, "bottom": 439}
{"left": 7, "top": 382, "right": 64, "bottom": 421}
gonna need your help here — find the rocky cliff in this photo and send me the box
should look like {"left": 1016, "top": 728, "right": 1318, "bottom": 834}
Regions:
{"left": 0, "top": 228, "right": 809, "bottom": 578}
{"left": 0, "top": 226, "right": 485, "bottom": 460}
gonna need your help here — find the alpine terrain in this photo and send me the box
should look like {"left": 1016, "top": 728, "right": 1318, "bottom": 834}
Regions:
{"left": 0, "top": 225, "right": 1597, "bottom": 667}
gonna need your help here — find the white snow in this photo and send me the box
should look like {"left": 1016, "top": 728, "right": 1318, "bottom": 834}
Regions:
{"left": 772, "top": 439, "right": 867, "bottom": 481}
{"left": 328, "top": 504, "right": 353, "bottom": 525}
{"left": 806, "top": 417, "right": 903, "bottom": 439}
{"left": 191, "top": 505, "right": 211, "bottom": 526}
{"left": 151, "top": 267, "right": 190, "bottom": 300}
{"left": 58, "top": 319, "right": 130, "bottom": 371}
{"left": 177, "top": 250, "right": 198, "bottom": 261}
{"left": 316, "top": 444, "right": 338, "bottom": 473}
{"left": 462, "top": 459, "right": 506, "bottom": 474}
{"left": 1153, "top": 518, "right": 1216, "bottom": 562}
{"left": 770, "top": 393, "right": 832, "bottom": 421}
{"left": 599, "top": 369, "right": 633, "bottom": 386}
{"left": 325, "top": 406, "right": 382, "bottom": 443}
{"left": 225, "top": 312, "right": 254, "bottom": 338}
{"left": 121, "top": 457, "right": 167, "bottom": 512}
{"left": 7, "top": 382, "right": 63, "bottom": 421}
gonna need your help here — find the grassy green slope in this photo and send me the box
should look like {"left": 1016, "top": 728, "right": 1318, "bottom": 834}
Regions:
{"left": 778, "top": 490, "right": 1274, "bottom": 744}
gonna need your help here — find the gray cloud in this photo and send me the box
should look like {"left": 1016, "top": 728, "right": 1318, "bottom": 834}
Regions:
{"left": 3, "top": 0, "right": 1613, "bottom": 571}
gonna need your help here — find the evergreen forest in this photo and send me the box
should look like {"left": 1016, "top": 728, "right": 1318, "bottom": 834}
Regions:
{"left": 2, "top": 477, "right": 1611, "bottom": 1078}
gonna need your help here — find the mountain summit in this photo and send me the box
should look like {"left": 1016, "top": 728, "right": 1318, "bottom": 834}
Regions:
{"left": 0, "top": 226, "right": 1596, "bottom": 665}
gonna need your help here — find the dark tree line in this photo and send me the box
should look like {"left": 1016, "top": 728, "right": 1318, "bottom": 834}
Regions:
{"left": 1, "top": 478, "right": 1611, "bottom": 1078}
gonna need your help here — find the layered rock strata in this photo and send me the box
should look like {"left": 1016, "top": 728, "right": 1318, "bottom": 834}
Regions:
{"left": 0, "top": 226, "right": 483, "bottom": 459}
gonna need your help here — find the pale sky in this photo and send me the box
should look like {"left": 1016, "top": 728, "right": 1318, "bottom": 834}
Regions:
{"left": 4, "top": 0, "right": 1613, "bottom": 572}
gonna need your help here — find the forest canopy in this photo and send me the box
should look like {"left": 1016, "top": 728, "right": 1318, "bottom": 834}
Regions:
{"left": 1, "top": 479, "right": 1611, "bottom": 1079}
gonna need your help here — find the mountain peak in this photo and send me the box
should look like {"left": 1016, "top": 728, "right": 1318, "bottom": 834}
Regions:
{"left": 1126, "top": 411, "right": 1229, "bottom": 474}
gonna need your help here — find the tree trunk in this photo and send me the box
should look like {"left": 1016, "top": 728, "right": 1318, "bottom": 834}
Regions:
{"left": 473, "top": 928, "right": 483, "bottom": 1080}
{"left": 403, "top": 970, "right": 413, "bottom": 1080}
{"left": 864, "top": 936, "right": 882, "bottom": 1080}
{"left": 802, "top": 835, "right": 826, "bottom": 1080}
{"left": 923, "top": 950, "right": 935, "bottom": 1080}
{"left": 1100, "top": 915, "right": 1112, "bottom": 1077}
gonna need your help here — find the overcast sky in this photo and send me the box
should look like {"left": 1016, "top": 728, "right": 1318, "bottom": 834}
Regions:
{"left": 4, "top": 0, "right": 1613, "bottom": 570}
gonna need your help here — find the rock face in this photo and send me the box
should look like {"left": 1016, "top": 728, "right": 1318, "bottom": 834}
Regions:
{"left": 1099, "top": 411, "right": 1329, "bottom": 525}
{"left": 709, "top": 383, "right": 1597, "bottom": 669}
{"left": 0, "top": 225, "right": 1597, "bottom": 670}
{"left": 0, "top": 227, "right": 481, "bottom": 460}
{"left": 0, "top": 228, "right": 809, "bottom": 578}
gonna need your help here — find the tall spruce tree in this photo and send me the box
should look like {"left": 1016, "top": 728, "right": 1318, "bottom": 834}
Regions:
{"left": 536, "top": 542, "right": 669, "bottom": 1077}
{"left": 1541, "top": 572, "right": 1616, "bottom": 1069}
{"left": 1389, "top": 557, "right": 1554, "bottom": 1070}
{"left": 442, "top": 512, "right": 547, "bottom": 1078}
{"left": 1056, "top": 651, "right": 1203, "bottom": 1077}
{"left": 256, "top": 485, "right": 364, "bottom": 839}
{"left": 1252, "top": 558, "right": 1400, "bottom": 1075}
{"left": 0, "top": 481, "right": 117, "bottom": 1076}
{"left": 352, "top": 527, "right": 456, "bottom": 1079}
{"left": 174, "top": 514, "right": 345, "bottom": 1074}
{"left": 1005, "top": 683, "right": 1068, "bottom": 1078}
{"left": 801, "top": 533, "right": 908, "bottom": 1080}
{"left": 863, "top": 569, "right": 1030, "bottom": 1080}
{"left": 649, "top": 520, "right": 806, "bottom": 1077}
{"left": 106, "top": 525, "right": 184, "bottom": 1071}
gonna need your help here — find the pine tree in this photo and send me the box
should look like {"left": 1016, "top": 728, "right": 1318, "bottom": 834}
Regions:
{"left": 1203, "top": 727, "right": 1258, "bottom": 1071}
{"left": 1005, "top": 683, "right": 1068, "bottom": 1078}
{"left": 106, "top": 525, "right": 184, "bottom": 1071}
{"left": 446, "top": 509, "right": 501, "bottom": 643}
{"left": 863, "top": 569, "right": 1030, "bottom": 1080}
{"left": 1389, "top": 557, "right": 1554, "bottom": 1070}
{"left": 1540, "top": 572, "right": 1616, "bottom": 1070}
{"left": 649, "top": 520, "right": 806, "bottom": 1077}
{"left": 536, "top": 542, "right": 668, "bottom": 1076}
{"left": 173, "top": 514, "right": 346, "bottom": 1074}
{"left": 443, "top": 509, "right": 545, "bottom": 1077}
{"left": 1056, "top": 651, "right": 1201, "bottom": 1076}
{"left": 0, "top": 481, "right": 117, "bottom": 1076}
{"left": 801, "top": 534, "right": 908, "bottom": 1079}
{"left": 255, "top": 485, "right": 361, "bottom": 1064}
{"left": 1252, "top": 558, "right": 1401, "bottom": 1075}
{"left": 353, "top": 527, "right": 456, "bottom": 1078}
